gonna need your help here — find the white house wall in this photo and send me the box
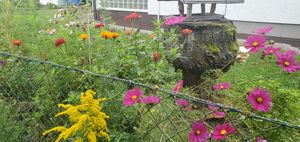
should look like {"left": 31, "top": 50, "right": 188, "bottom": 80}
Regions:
{"left": 40, "top": 0, "right": 59, "bottom": 5}
{"left": 149, "top": 0, "right": 300, "bottom": 25}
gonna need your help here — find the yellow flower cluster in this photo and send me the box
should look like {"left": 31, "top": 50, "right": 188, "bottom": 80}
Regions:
{"left": 80, "top": 34, "right": 88, "bottom": 40}
{"left": 100, "top": 31, "right": 119, "bottom": 39}
{"left": 43, "top": 90, "right": 110, "bottom": 142}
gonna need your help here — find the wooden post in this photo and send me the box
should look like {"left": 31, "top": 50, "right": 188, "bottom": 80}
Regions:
{"left": 210, "top": 3, "right": 216, "bottom": 14}
{"left": 201, "top": 3, "right": 206, "bottom": 14}
{"left": 178, "top": 0, "right": 184, "bottom": 16}
{"left": 93, "top": 0, "right": 98, "bottom": 20}
{"left": 187, "top": 4, "right": 193, "bottom": 17}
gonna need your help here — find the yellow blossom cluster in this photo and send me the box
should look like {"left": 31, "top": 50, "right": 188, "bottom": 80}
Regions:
{"left": 43, "top": 90, "right": 110, "bottom": 142}
{"left": 100, "top": 31, "right": 119, "bottom": 39}
{"left": 79, "top": 34, "right": 88, "bottom": 40}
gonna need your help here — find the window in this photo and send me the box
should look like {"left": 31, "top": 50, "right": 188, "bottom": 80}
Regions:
{"left": 104, "top": 0, "right": 148, "bottom": 12}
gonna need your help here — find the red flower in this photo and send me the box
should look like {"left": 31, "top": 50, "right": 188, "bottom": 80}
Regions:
{"left": 55, "top": 38, "right": 65, "bottom": 47}
{"left": 12, "top": 40, "right": 22, "bottom": 46}
{"left": 181, "top": 28, "right": 193, "bottom": 35}
{"left": 152, "top": 52, "right": 160, "bottom": 62}
{"left": 125, "top": 12, "right": 142, "bottom": 21}
{"left": 95, "top": 23, "right": 105, "bottom": 28}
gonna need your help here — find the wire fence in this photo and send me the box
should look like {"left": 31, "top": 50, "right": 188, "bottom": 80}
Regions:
{"left": 0, "top": 52, "right": 299, "bottom": 142}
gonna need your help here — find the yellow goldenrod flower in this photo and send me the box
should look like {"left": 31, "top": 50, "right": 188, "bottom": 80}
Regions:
{"left": 43, "top": 90, "right": 110, "bottom": 141}
{"left": 100, "top": 31, "right": 119, "bottom": 39}
{"left": 80, "top": 33, "right": 88, "bottom": 40}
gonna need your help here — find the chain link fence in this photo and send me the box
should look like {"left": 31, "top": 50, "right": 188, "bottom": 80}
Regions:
{"left": 0, "top": 52, "right": 299, "bottom": 142}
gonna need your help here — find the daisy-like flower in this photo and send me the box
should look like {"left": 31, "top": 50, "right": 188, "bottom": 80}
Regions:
{"left": 142, "top": 96, "right": 160, "bottom": 105}
{"left": 212, "top": 123, "right": 236, "bottom": 140}
{"left": 164, "top": 16, "right": 185, "bottom": 26}
{"left": 208, "top": 104, "right": 225, "bottom": 118}
{"left": 95, "top": 23, "right": 105, "bottom": 28}
{"left": 100, "top": 31, "right": 119, "bottom": 39}
{"left": 254, "top": 25, "right": 273, "bottom": 35}
{"left": 125, "top": 12, "right": 142, "bottom": 21}
{"left": 244, "top": 35, "right": 266, "bottom": 53}
{"left": 182, "top": 28, "right": 193, "bottom": 35}
{"left": 55, "top": 38, "right": 65, "bottom": 47}
{"left": 176, "top": 99, "right": 192, "bottom": 112}
{"left": 188, "top": 121, "right": 209, "bottom": 142}
{"left": 213, "top": 82, "right": 230, "bottom": 91}
{"left": 275, "top": 50, "right": 300, "bottom": 73}
{"left": 152, "top": 52, "right": 160, "bottom": 62}
{"left": 172, "top": 80, "right": 184, "bottom": 95}
{"left": 80, "top": 34, "right": 88, "bottom": 40}
{"left": 247, "top": 87, "right": 272, "bottom": 112}
{"left": 262, "top": 46, "right": 281, "bottom": 55}
{"left": 12, "top": 39, "right": 22, "bottom": 46}
{"left": 256, "top": 136, "right": 268, "bottom": 142}
{"left": 123, "top": 88, "right": 143, "bottom": 107}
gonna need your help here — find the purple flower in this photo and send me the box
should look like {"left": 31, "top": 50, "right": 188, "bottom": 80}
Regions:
{"left": 212, "top": 123, "right": 236, "bottom": 140}
{"left": 164, "top": 16, "right": 185, "bottom": 26}
{"left": 254, "top": 25, "right": 273, "bottom": 35}
{"left": 244, "top": 35, "right": 266, "bottom": 53}
{"left": 172, "top": 80, "right": 184, "bottom": 95}
{"left": 188, "top": 121, "right": 209, "bottom": 142}
{"left": 256, "top": 136, "right": 268, "bottom": 142}
{"left": 123, "top": 88, "right": 143, "bottom": 107}
{"left": 275, "top": 50, "right": 300, "bottom": 73}
{"left": 208, "top": 105, "right": 225, "bottom": 118}
{"left": 247, "top": 87, "right": 272, "bottom": 112}
{"left": 213, "top": 82, "right": 230, "bottom": 91}
{"left": 262, "top": 46, "right": 281, "bottom": 55}
{"left": 142, "top": 95, "right": 160, "bottom": 105}
{"left": 176, "top": 99, "right": 192, "bottom": 112}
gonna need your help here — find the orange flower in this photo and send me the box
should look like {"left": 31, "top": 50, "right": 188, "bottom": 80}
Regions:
{"left": 80, "top": 34, "right": 88, "bottom": 40}
{"left": 152, "top": 52, "right": 160, "bottom": 62}
{"left": 12, "top": 39, "right": 22, "bottom": 46}
{"left": 181, "top": 28, "right": 193, "bottom": 35}
{"left": 124, "top": 28, "right": 133, "bottom": 35}
{"left": 100, "top": 31, "right": 119, "bottom": 39}
{"left": 148, "top": 34, "right": 155, "bottom": 39}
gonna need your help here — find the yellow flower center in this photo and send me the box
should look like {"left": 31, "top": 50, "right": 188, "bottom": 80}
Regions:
{"left": 284, "top": 61, "right": 290, "bottom": 67}
{"left": 132, "top": 95, "right": 137, "bottom": 100}
{"left": 220, "top": 85, "right": 224, "bottom": 89}
{"left": 256, "top": 97, "right": 263, "bottom": 103}
{"left": 252, "top": 41, "right": 259, "bottom": 47}
{"left": 196, "top": 130, "right": 201, "bottom": 135}
{"left": 220, "top": 129, "right": 227, "bottom": 135}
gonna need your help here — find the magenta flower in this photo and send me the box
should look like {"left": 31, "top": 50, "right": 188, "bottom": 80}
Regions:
{"left": 256, "top": 136, "right": 268, "bottom": 142}
{"left": 123, "top": 88, "right": 143, "bottom": 107}
{"left": 172, "top": 80, "right": 184, "bottom": 95}
{"left": 164, "top": 16, "right": 185, "bottom": 26}
{"left": 275, "top": 50, "right": 300, "bottom": 73}
{"left": 176, "top": 99, "right": 192, "bottom": 112}
{"left": 247, "top": 87, "right": 272, "bottom": 112}
{"left": 262, "top": 46, "right": 281, "bottom": 55}
{"left": 189, "top": 121, "right": 209, "bottom": 142}
{"left": 142, "top": 95, "right": 160, "bottom": 105}
{"left": 208, "top": 105, "right": 225, "bottom": 118}
{"left": 212, "top": 123, "right": 236, "bottom": 140}
{"left": 244, "top": 35, "right": 266, "bottom": 53}
{"left": 213, "top": 82, "right": 230, "bottom": 91}
{"left": 254, "top": 25, "right": 273, "bottom": 35}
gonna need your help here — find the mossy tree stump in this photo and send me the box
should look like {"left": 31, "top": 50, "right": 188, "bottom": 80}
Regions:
{"left": 173, "top": 20, "right": 239, "bottom": 86}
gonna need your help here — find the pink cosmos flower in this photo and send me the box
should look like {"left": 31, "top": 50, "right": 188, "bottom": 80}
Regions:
{"left": 244, "top": 35, "right": 266, "bottom": 53}
{"left": 142, "top": 95, "right": 160, "bottom": 105}
{"left": 176, "top": 99, "right": 192, "bottom": 112}
{"left": 254, "top": 25, "right": 273, "bottom": 35}
{"left": 172, "top": 80, "right": 184, "bottom": 95}
{"left": 125, "top": 12, "right": 142, "bottom": 21}
{"left": 189, "top": 121, "right": 209, "bottom": 142}
{"left": 256, "top": 136, "right": 268, "bottom": 142}
{"left": 247, "top": 87, "right": 272, "bottom": 112}
{"left": 262, "top": 46, "right": 281, "bottom": 55}
{"left": 164, "top": 16, "right": 185, "bottom": 26}
{"left": 123, "top": 88, "right": 143, "bottom": 106}
{"left": 208, "top": 105, "right": 225, "bottom": 118}
{"left": 212, "top": 123, "right": 236, "bottom": 140}
{"left": 275, "top": 50, "right": 300, "bottom": 73}
{"left": 213, "top": 82, "right": 230, "bottom": 91}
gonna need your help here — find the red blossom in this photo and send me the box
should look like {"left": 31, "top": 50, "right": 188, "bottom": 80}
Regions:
{"left": 125, "top": 12, "right": 142, "bottom": 21}
{"left": 181, "top": 28, "right": 193, "bottom": 35}
{"left": 12, "top": 39, "right": 22, "bottom": 46}
{"left": 55, "top": 38, "right": 65, "bottom": 47}
{"left": 95, "top": 23, "right": 105, "bottom": 28}
{"left": 152, "top": 52, "right": 160, "bottom": 62}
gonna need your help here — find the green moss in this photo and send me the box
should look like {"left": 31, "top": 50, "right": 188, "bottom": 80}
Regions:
{"left": 206, "top": 43, "right": 221, "bottom": 54}
{"left": 229, "top": 42, "right": 239, "bottom": 53}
